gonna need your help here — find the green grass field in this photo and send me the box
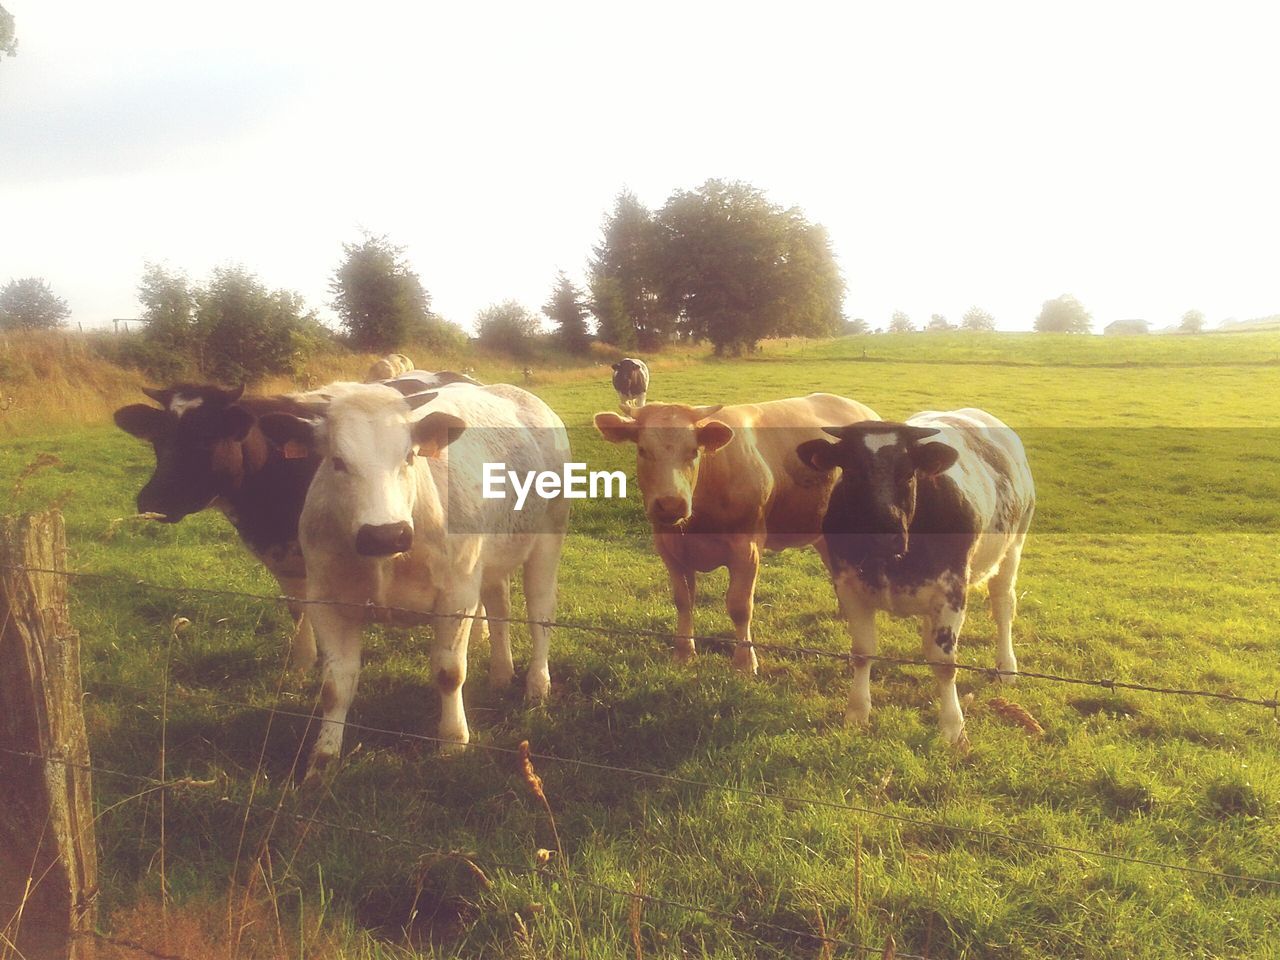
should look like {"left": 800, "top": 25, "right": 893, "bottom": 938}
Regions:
{"left": 3, "top": 332, "right": 1278, "bottom": 959}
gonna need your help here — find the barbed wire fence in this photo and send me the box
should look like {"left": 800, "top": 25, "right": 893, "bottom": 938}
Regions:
{"left": 3, "top": 557, "right": 1279, "bottom": 960}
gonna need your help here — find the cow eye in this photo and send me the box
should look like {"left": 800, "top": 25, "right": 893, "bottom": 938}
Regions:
{"left": 332, "top": 457, "right": 347, "bottom": 473}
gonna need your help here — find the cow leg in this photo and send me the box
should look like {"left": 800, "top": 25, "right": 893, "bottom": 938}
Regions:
{"left": 813, "top": 537, "right": 846, "bottom": 617}
{"left": 522, "top": 535, "right": 564, "bottom": 701}
{"left": 988, "top": 538, "right": 1025, "bottom": 681}
{"left": 432, "top": 589, "right": 479, "bottom": 752}
{"left": 481, "top": 577, "right": 514, "bottom": 691}
{"left": 668, "top": 566, "right": 697, "bottom": 663}
{"left": 470, "top": 604, "right": 490, "bottom": 646}
{"left": 278, "top": 577, "right": 316, "bottom": 672}
{"left": 836, "top": 583, "right": 877, "bottom": 726}
{"left": 923, "top": 600, "right": 968, "bottom": 745}
{"left": 725, "top": 542, "right": 760, "bottom": 674}
{"left": 304, "top": 603, "right": 364, "bottom": 780}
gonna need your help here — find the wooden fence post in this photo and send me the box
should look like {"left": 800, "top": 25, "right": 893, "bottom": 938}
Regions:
{"left": 0, "top": 511, "right": 98, "bottom": 960}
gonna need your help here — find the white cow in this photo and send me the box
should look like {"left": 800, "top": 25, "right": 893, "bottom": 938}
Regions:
{"left": 364, "top": 353, "right": 416, "bottom": 382}
{"left": 260, "top": 379, "right": 570, "bottom": 780}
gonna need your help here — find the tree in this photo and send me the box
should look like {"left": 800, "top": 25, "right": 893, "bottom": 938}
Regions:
{"left": 542, "top": 272, "right": 590, "bottom": 353}
{"left": 1180, "top": 309, "right": 1206, "bottom": 334}
{"left": 961, "top": 306, "right": 996, "bottom": 331}
{"left": 888, "top": 310, "right": 914, "bottom": 334}
{"left": 840, "top": 317, "right": 869, "bottom": 335}
{"left": 588, "top": 191, "right": 670, "bottom": 349}
{"left": 1034, "top": 294, "right": 1092, "bottom": 333}
{"left": 330, "top": 233, "right": 432, "bottom": 352}
{"left": 0, "top": 277, "right": 70, "bottom": 330}
{"left": 927, "top": 313, "right": 954, "bottom": 332}
{"left": 654, "top": 179, "right": 843, "bottom": 354}
{"left": 137, "top": 263, "right": 196, "bottom": 352}
{"left": 0, "top": 3, "right": 16, "bottom": 60}
{"left": 476, "top": 300, "right": 542, "bottom": 356}
{"left": 196, "top": 265, "right": 320, "bottom": 382}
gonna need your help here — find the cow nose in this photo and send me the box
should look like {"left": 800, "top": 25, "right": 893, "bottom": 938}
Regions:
{"left": 650, "top": 496, "right": 689, "bottom": 524}
{"left": 137, "top": 487, "right": 175, "bottom": 522}
{"left": 355, "top": 521, "right": 413, "bottom": 556}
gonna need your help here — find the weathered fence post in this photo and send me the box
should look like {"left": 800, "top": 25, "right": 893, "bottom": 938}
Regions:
{"left": 0, "top": 511, "right": 98, "bottom": 960}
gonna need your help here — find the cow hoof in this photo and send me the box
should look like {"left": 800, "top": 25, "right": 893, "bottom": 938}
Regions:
{"left": 996, "top": 664, "right": 1019, "bottom": 684}
{"left": 299, "top": 752, "right": 336, "bottom": 788}
{"left": 949, "top": 728, "right": 972, "bottom": 754}
{"left": 438, "top": 737, "right": 469, "bottom": 757}
{"left": 844, "top": 709, "right": 871, "bottom": 728}
{"left": 525, "top": 671, "right": 551, "bottom": 702}
{"left": 489, "top": 670, "right": 516, "bottom": 692}
{"left": 732, "top": 647, "right": 758, "bottom": 675}
{"left": 673, "top": 641, "right": 696, "bottom": 664}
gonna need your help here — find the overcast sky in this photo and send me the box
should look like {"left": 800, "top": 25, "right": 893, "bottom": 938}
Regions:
{"left": 2, "top": 1, "right": 1278, "bottom": 333}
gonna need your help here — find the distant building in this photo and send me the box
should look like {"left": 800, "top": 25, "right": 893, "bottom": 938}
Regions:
{"left": 1104, "top": 319, "right": 1149, "bottom": 336}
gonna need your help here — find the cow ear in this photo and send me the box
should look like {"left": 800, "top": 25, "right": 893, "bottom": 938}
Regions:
{"left": 217, "top": 405, "right": 256, "bottom": 441}
{"left": 258, "top": 413, "right": 318, "bottom": 458}
{"left": 911, "top": 441, "right": 959, "bottom": 477}
{"left": 412, "top": 412, "right": 466, "bottom": 458}
{"left": 114, "top": 404, "right": 169, "bottom": 440}
{"left": 224, "top": 384, "right": 245, "bottom": 403}
{"left": 611, "top": 362, "right": 621, "bottom": 371}
{"left": 141, "top": 386, "right": 173, "bottom": 408}
{"left": 594, "top": 411, "right": 639, "bottom": 444}
{"left": 797, "top": 438, "right": 841, "bottom": 472}
{"left": 696, "top": 419, "right": 734, "bottom": 453}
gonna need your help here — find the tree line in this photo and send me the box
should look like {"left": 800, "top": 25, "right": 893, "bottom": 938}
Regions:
{"left": 1, "top": 177, "right": 1219, "bottom": 380}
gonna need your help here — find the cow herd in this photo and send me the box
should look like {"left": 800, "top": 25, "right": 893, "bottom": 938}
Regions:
{"left": 114, "top": 355, "right": 1035, "bottom": 779}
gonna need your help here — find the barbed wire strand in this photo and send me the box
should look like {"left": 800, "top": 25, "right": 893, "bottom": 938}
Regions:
{"left": 3, "top": 747, "right": 922, "bottom": 960}
{"left": 4, "top": 562, "right": 1277, "bottom": 711}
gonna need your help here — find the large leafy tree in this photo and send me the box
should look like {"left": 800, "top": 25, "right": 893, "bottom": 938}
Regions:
{"left": 0, "top": 4, "right": 16, "bottom": 60}
{"left": 196, "top": 265, "right": 319, "bottom": 382}
{"left": 1180, "top": 309, "right": 1206, "bottom": 333}
{"left": 927, "top": 313, "right": 954, "bottom": 332}
{"left": 330, "top": 233, "right": 432, "bottom": 352}
{"left": 476, "top": 300, "right": 542, "bottom": 356}
{"left": 542, "top": 271, "right": 590, "bottom": 353}
{"left": 137, "top": 263, "right": 196, "bottom": 353}
{"left": 588, "top": 191, "right": 671, "bottom": 349}
{"left": 655, "top": 180, "right": 842, "bottom": 354}
{"left": 0, "top": 277, "right": 70, "bottom": 330}
{"left": 961, "top": 306, "right": 996, "bottom": 331}
{"left": 1035, "top": 294, "right": 1092, "bottom": 333}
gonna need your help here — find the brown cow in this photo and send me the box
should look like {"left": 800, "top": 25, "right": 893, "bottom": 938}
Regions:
{"left": 594, "top": 393, "right": 879, "bottom": 672}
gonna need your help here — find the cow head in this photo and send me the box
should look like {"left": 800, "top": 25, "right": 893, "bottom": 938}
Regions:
{"left": 113, "top": 384, "right": 257, "bottom": 522}
{"left": 258, "top": 383, "right": 464, "bottom": 558}
{"left": 594, "top": 403, "right": 733, "bottom": 526}
{"left": 797, "top": 422, "right": 959, "bottom": 559}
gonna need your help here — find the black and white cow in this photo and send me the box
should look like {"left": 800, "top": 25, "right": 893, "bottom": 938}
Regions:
{"left": 611, "top": 358, "right": 649, "bottom": 412}
{"left": 112, "top": 371, "right": 482, "bottom": 672}
{"left": 797, "top": 409, "right": 1035, "bottom": 744}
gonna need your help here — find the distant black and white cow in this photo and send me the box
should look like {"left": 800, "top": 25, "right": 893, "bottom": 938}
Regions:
{"left": 611, "top": 358, "right": 649, "bottom": 412}
{"left": 258, "top": 379, "right": 570, "bottom": 779}
{"left": 797, "top": 409, "right": 1035, "bottom": 744}
{"left": 112, "top": 371, "right": 483, "bottom": 672}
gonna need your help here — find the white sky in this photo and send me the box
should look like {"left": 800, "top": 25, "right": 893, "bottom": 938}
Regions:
{"left": 2, "top": 0, "right": 1278, "bottom": 333}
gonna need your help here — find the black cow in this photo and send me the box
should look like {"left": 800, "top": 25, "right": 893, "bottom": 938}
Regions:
{"left": 610, "top": 358, "right": 649, "bottom": 412}
{"left": 113, "top": 372, "right": 482, "bottom": 670}
{"left": 797, "top": 408, "right": 1035, "bottom": 745}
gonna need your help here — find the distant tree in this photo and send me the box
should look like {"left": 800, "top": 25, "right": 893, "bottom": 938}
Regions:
{"left": 0, "top": 277, "right": 70, "bottom": 330}
{"left": 476, "top": 300, "right": 542, "bottom": 356}
{"left": 196, "top": 265, "right": 320, "bottom": 382}
{"left": 926, "top": 313, "right": 954, "bottom": 332}
{"left": 888, "top": 310, "right": 914, "bottom": 334}
{"left": 0, "top": 4, "right": 16, "bottom": 60}
{"left": 542, "top": 271, "right": 590, "bottom": 353}
{"left": 841, "top": 316, "right": 870, "bottom": 335}
{"left": 588, "top": 191, "right": 668, "bottom": 348}
{"left": 137, "top": 263, "right": 196, "bottom": 352}
{"left": 329, "top": 233, "right": 431, "bottom": 352}
{"left": 1034, "top": 294, "right": 1092, "bottom": 333}
{"left": 961, "top": 306, "right": 996, "bottom": 331}
{"left": 1180, "top": 309, "right": 1206, "bottom": 334}
{"left": 655, "top": 179, "right": 842, "bottom": 354}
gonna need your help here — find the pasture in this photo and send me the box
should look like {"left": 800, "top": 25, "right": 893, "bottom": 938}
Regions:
{"left": 2, "top": 332, "right": 1278, "bottom": 959}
